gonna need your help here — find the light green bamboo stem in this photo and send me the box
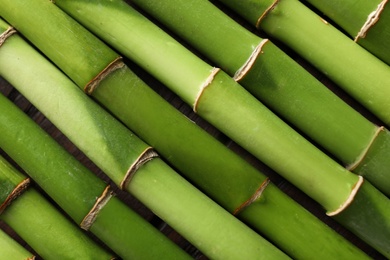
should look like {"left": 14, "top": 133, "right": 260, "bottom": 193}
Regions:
{"left": 0, "top": 91, "right": 190, "bottom": 259}
{"left": 0, "top": 1, "right": 373, "bottom": 259}
{"left": 215, "top": 0, "right": 390, "bottom": 127}
{"left": 48, "top": 0, "right": 390, "bottom": 256}
{"left": 0, "top": 228, "right": 35, "bottom": 260}
{"left": 128, "top": 0, "right": 390, "bottom": 197}
{"left": 0, "top": 18, "right": 289, "bottom": 260}
{"left": 302, "top": 0, "right": 390, "bottom": 65}
{"left": 0, "top": 155, "right": 113, "bottom": 259}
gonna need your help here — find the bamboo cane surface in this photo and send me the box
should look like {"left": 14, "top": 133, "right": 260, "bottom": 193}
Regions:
{"left": 0, "top": 1, "right": 387, "bottom": 259}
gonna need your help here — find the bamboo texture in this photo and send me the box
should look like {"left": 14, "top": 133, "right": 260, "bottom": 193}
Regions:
{"left": 0, "top": 155, "right": 113, "bottom": 259}
{"left": 129, "top": 0, "right": 390, "bottom": 197}
{"left": 0, "top": 0, "right": 375, "bottom": 259}
{"left": 49, "top": 0, "right": 390, "bottom": 256}
{"left": 0, "top": 16, "right": 289, "bottom": 260}
{"left": 302, "top": 0, "right": 390, "bottom": 65}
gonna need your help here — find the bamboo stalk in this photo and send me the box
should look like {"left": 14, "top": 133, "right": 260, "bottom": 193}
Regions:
{"left": 127, "top": 0, "right": 390, "bottom": 197}
{"left": 0, "top": 93, "right": 191, "bottom": 260}
{"left": 0, "top": 155, "right": 113, "bottom": 259}
{"left": 39, "top": 0, "right": 390, "bottom": 256}
{"left": 0, "top": 1, "right": 374, "bottom": 258}
{"left": 0, "top": 1, "right": 374, "bottom": 259}
{"left": 213, "top": 0, "right": 390, "bottom": 127}
{"left": 0, "top": 228, "right": 35, "bottom": 260}
{"left": 0, "top": 19, "right": 290, "bottom": 260}
{"left": 302, "top": 0, "right": 390, "bottom": 66}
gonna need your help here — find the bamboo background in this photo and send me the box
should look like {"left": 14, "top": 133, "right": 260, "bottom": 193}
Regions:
{"left": 0, "top": 0, "right": 387, "bottom": 259}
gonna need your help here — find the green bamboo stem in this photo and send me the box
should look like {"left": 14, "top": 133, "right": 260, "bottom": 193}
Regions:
{"left": 0, "top": 155, "right": 113, "bottom": 259}
{"left": 0, "top": 228, "right": 35, "bottom": 259}
{"left": 302, "top": 0, "right": 390, "bottom": 66}
{"left": 44, "top": 0, "right": 390, "bottom": 256}
{"left": 127, "top": 0, "right": 390, "bottom": 197}
{"left": 0, "top": 1, "right": 373, "bottom": 259}
{"left": 214, "top": 0, "right": 390, "bottom": 128}
{"left": 0, "top": 3, "right": 374, "bottom": 258}
{"left": 0, "top": 93, "right": 190, "bottom": 260}
{"left": 0, "top": 19, "right": 290, "bottom": 260}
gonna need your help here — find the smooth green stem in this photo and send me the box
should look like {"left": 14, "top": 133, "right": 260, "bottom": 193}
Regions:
{"left": 128, "top": 0, "right": 390, "bottom": 196}
{"left": 49, "top": 0, "right": 390, "bottom": 255}
{"left": 0, "top": 94, "right": 189, "bottom": 259}
{"left": 0, "top": 228, "right": 35, "bottom": 260}
{"left": 0, "top": 1, "right": 375, "bottom": 259}
{"left": 52, "top": 0, "right": 358, "bottom": 212}
{"left": 217, "top": 0, "right": 390, "bottom": 126}
{"left": 0, "top": 156, "right": 113, "bottom": 259}
{"left": 0, "top": 17, "right": 289, "bottom": 260}
{"left": 302, "top": 0, "right": 390, "bottom": 65}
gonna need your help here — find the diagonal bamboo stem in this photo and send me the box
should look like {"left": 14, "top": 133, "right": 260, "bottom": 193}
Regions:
{"left": 0, "top": 19, "right": 289, "bottom": 260}
{"left": 127, "top": 0, "right": 390, "bottom": 197}
{"left": 214, "top": 0, "right": 390, "bottom": 127}
{"left": 0, "top": 1, "right": 375, "bottom": 259}
{"left": 41, "top": 0, "right": 390, "bottom": 256}
{"left": 0, "top": 228, "right": 35, "bottom": 260}
{"left": 301, "top": 0, "right": 390, "bottom": 66}
{"left": 0, "top": 155, "right": 114, "bottom": 259}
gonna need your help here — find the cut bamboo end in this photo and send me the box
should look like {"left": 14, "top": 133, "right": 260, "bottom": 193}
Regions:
{"left": 233, "top": 39, "right": 269, "bottom": 82}
{"left": 84, "top": 56, "right": 125, "bottom": 95}
{"left": 0, "top": 178, "right": 30, "bottom": 214}
{"left": 326, "top": 176, "right": 364, "bottom": 217}
{"left": 233, "top": 178, "right": 270, "bottom": 215}
{"left": 346, "top": 126, "right": 385, "bottom": 171}
{"left": 120, "top": 147, "right": 159, "bottom": 190}
{"left": 193, "top": 67, "right": 221, "bottom": 113}
{"left": 80, "top": 185, "right": 114, "bottom": 231}
{"left": 0, "top": 26, "right": 17, "bottom": 47}
{"left": 354, "top": 0, "right": 388, "bottom": 42}
{"left": 256, "top": 0, "right": 280, "bottom": 29}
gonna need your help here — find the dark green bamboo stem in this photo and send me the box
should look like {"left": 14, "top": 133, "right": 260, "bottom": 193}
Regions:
{"left": 0, "top": 2, "right": 373, "bottom": 260}
{"left": 0, "top": 19, "right": 290, "bottom": 260}
{"left": 0, "top": 227, "right": 35, "bottom": 259}
{"left": 214, "top": 0, "right": 390, "bottom": 127}
{"left": 302, "top": 0, "right": 390, "bottom": 65}
{"left": 128, "top": 0, "right": 390, "bottom": 197}
{"left": 45, "top": 0, "right": 390, "bottom": 256}
{"left": 0, "top": 155, "right": 113, "bottom": 259}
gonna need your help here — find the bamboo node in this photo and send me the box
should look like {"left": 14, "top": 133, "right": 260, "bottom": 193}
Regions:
{"left": 80, "top": 186, "right": 114, "bottom": 231}
{"left": 84, "top": 56, "right": 125, "bottom": 95}
{"left": 0, "top": 178, "right": 31, "bottom": 214}
{"left": 0, "top": 27, "right": 17, "bottom": 48}
{"left": 346, "top": 126, "right": 385, "bottom": 171}
{"left": 354, "top": 0, "right": 388, "bottom": 42}
{"left": 256, "top": 0, "right": 280, "bottom": 29}
{"left": 193, "top": 67, "right": 221, "bottom": 113}
{"left": 233, "top": 178, "right": 270, "bottom": 215}
{"left": 120, "top": 147, "right": 159, "bottom": 190}
{"left": 234, "top": 39, "right": 269, "bottom": 82}
{"left": 327, "top": 176, "right": 364, "bottom": 216}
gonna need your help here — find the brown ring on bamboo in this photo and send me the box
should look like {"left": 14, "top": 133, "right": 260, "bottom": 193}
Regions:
{"left": 80, "top": 185, "right": 114, "bottom": 231}
{"left": 84, "top": 57, "right": 125, "bottom": 95}
{"left": 256, "top": 0, "right": 280, "bottom": 29}
{"left": 354, "top": 0, "right": 388, "bottom": 42}
{"left": 346, "top": 126, "right": 385, "bottom": 171}
{"left": 0, "top": 26, "right": 17, "bottom": 48}
{"left": 327, "top": 176, "right": 364, "bottom": 216}
{"left": 193, "top": 67, "right": 221, "bottom": 113}
{"left": 120, "top": 147, "right": 159, "bottom": 190}
{"left": 233, "top": 178, "right": 270, "bottom": 215}
{"left": 234, "top": 39, "right": 269, "bottom": 82}
{"left": 0, "top": 178, "right": 31, "bottom": 214}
